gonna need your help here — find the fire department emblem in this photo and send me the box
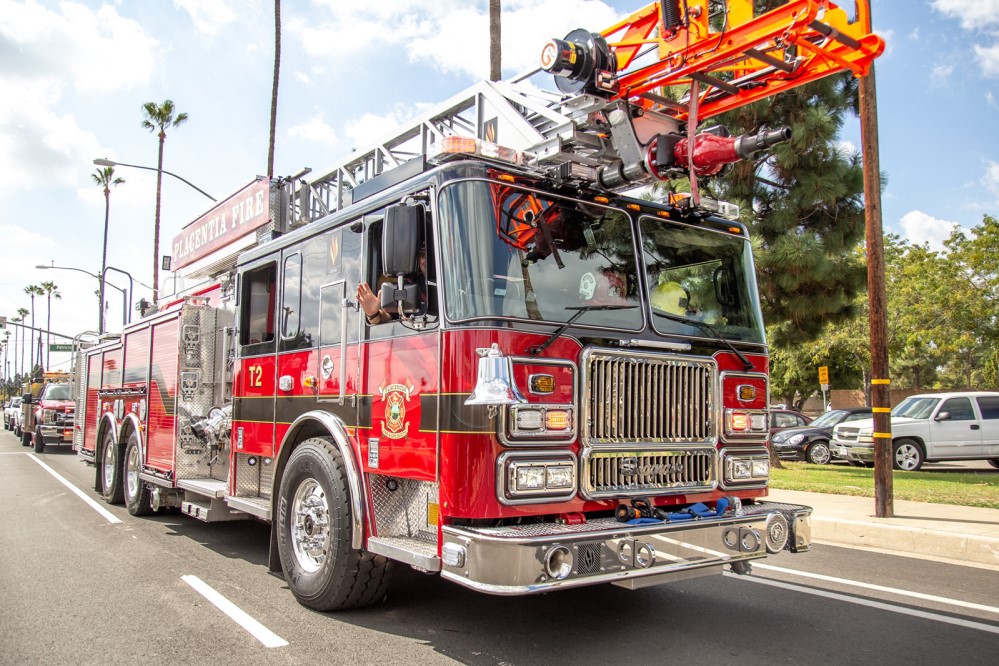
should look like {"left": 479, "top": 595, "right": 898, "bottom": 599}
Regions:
{"left": 378, "top": 380, "right": 415, "bottom": 440}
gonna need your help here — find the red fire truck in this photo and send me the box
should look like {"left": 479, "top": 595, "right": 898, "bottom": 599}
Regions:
{"left": 75, "top": 0, "right": 882, "bottom": 610}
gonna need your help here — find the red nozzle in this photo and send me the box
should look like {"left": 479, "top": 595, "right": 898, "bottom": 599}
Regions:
{"left": 672, "top": 127, "right": 791, "bottom": 177}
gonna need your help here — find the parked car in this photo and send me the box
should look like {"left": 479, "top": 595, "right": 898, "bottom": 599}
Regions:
{"left": 831, "top": 391, "right": 999, "bottom": 471}
{"left": 771, "top": 407, "right": 873, "bottom": 464}
{"left": 3, "top": 397, "right": 22, "bottom": 430}
{"left": 769, "top": 408, "right": 811, "bottom": 436}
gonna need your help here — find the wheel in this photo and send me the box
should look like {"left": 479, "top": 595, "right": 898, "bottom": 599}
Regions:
{"left": 893, "top": 438, "right": 925, "bottom": 471}
{"left": 276, "top": 437, "right": 392, "bottom": 611}
{"left": 99, "top": 430, "right": 125, "bottom": 505}
{"left": 123, "top": 433, "right": 153, "bottom": 516}
{"left": 33, "top": 427, "right": 45, "bottom": 453}
{"left": 805, "top": 441, "right": 832, "bottom": 465}
{"left": 987, "top": 459, "right": 999, "bottom": 469}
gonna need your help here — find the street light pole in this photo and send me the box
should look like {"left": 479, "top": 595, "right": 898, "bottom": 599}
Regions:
{"left": 36, "top": 264, "right": 129, "bottom": 332}
{"left": 93, "top": 158, "right": 216, "bottom": 202}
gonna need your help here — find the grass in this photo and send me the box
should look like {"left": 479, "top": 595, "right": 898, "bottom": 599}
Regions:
{"left": 769, "top": 462, "right": 999, "bottom": 509}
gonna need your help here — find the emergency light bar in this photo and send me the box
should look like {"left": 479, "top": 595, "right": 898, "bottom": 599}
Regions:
{"left": 428, "top": 136, "right": 524, "bottom": 166}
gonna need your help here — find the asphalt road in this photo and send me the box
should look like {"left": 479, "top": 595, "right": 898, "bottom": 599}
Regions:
{"left": 2, "top": 430, "right": 997, "bottom": 665}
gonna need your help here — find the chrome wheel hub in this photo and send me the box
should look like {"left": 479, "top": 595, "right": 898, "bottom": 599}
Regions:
{"left": 895, "top": 445, "right": 919, "bottom": 471}
{"left": 102, "top": 442, "right": 115, "bottom": 492}
{"left": 125, "top": 444, "right": 140, "bottom": 500}
{"left": 291, "top": 479, "right": 331, "bottom": 573}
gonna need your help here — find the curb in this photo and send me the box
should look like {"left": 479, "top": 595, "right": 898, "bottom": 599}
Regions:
{"left": 811, "top": 515, "right": 999, "bottom": 566}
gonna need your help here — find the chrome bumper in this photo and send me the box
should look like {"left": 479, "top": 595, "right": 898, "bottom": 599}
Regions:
{"left": 441, "top": 501, "right": 811, "bottom": 595}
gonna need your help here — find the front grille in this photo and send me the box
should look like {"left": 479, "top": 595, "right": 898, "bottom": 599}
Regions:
{"left": 583, "top": 449, "right": 716, "bottom": 498}
{"left": 583, "top": 350, "right": 715, "bottom": 443}
{"left": 836, "top": 427, "right": 860, "bottom": 442}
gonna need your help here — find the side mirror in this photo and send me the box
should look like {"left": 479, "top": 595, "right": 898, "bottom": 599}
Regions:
{"left": 382, "top": 203, "right": 423, "bottom": 276}
{"left": 21, "top": 394, "right": 32, "bottom": 404}
{"left": 934, "top": 411, "right": 951, "bottom": 422}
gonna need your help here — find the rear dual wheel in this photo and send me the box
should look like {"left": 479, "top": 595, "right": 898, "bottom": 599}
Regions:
{"left": 99, "top": 430, "right": 124, "bottom": 505}
{"left": 123, "top": 433, "right": 153, "bottom": 516}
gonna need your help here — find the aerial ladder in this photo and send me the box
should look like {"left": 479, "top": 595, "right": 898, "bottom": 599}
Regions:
{"left": 288, "top": 0, "right": 883, "bottom": 224}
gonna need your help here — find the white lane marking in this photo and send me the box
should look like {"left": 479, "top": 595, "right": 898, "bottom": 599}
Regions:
{"left": 182, "top": 575, "right": 288, "bottom": 648}
{"left": 26, "top": 453, "right": 122, "bottom": 524}
{"left": 727, "top": 573, "right": 999, "bottom": 635}
{"left": 753, "top": 562, "right": 999, "bottom": 615}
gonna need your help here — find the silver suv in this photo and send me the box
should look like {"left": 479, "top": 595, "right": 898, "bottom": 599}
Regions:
{"left": 831, "top": 391, "right": 999, "bottom": 471}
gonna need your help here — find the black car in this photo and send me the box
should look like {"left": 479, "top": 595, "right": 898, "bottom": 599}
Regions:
{"left": 770, "top": 407, "right": 874, "bottom": 464}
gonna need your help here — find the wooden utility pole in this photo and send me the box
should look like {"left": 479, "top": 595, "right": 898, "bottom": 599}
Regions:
{"left": 859, "top": 63, "right": 893, "bottom": 518}
{"left": 489, "top": 0, "right": 502, "bottom": 81}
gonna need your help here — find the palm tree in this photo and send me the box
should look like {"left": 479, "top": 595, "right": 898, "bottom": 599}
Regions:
{"left": 24, "top": 286, "right": 44, "bottom": 370}
{"left": 141, "top": 99, "right": 188, "bottom": 303}
{"left": 41, "top": 281, "right": 61, "bottom": 370}
{"left": 267, "top": 0, "right": 281, "bottom": 178}
{"left": 91, "top": 166, "right": 125, "bottom": 334}
{"left": 489, "top": 0, "right": 501, "bottom": 81}
{"left": 16, "top": 308, "right": 28, "bottom": 378}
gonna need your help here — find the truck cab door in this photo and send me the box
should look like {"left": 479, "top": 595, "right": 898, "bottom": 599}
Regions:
{"left": 316, "top": 228, "right": 363, "bottom": 424}
{"left": 233, "top": 258, "right": 278, "bottom": 457}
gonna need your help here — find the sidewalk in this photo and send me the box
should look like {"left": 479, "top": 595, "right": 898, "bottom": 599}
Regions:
{"left": 766, "top": 488, "right": 999, "bottom": 568}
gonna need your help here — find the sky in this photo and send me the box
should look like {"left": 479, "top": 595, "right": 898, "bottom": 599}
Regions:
{"left": 1, "top": 0, "right": 997, "bottom": 377}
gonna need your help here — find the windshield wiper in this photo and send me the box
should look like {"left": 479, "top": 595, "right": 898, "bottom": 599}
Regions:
{"left": 651, "top": 310, "right": 754, "bottom": 371}
{"left": 529, "top": 305, "right": 636, "bottom": 355}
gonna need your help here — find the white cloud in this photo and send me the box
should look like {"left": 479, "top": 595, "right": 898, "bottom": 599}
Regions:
{"left": 988, "top": 91, "right": 998, "bottom": 108}
{"left": 931, "top": 0, "right": 999, "bottom": 31}
{"left": 929, "top": 63, "right": 955, "bottom": 84}
{"left": 974, "top": 42, "right": 999, "bottom": 76}
{"left": 173, "top": 0, "right": 237, "bottom": 37}
{"left": 287, "top": 115, "right": 340, "bottom": 148}
{"left": 982, "top": 159, "right": 999, "bottom": 197}
{"left": 289, "top": 0, "right": 621, "bottom": 79}
{"left": 0, "top": 0, "right": 158, "bottom": 94}
{"left": 0, "top": 78, "right": 104, "bottom": 195}
{"left": 932, "top": 0, "right": 999, "bottom": 77}
{"left": 899, "top": 210, "right": 960, "bottom": 251}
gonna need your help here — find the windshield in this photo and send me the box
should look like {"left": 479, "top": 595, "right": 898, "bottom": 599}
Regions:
{"left": 892, "top": 397, "right": 939, "bottom": 419}
{"left": 809, "top": 410, "right": 849, "bottom": 428}
{"left": 641, "top": 216, "right": 764, "bottom": 343}
{"left": 43, "top": 384, "right": 71, "bottom": 401}
{"left": 438, "top": 180, "right": 643, "bottom": 330}
{"left": 438, "top": 180, "right": 765, "bottom": 344}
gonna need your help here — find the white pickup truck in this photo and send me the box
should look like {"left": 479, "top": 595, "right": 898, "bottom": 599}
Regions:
{"left": 831, "top": 391, "right": 999, "bottom": 471}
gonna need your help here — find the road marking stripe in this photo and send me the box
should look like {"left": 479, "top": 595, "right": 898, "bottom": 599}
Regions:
{"left": 26, "top": 453, "right": 122, "bottom": 524}
{"left": 727, "top": 573, "right": 999, "bottom": 635}
{"left": 182, "top": 575, "right": 288, "bottom": 648}
{"left": 752, "top": 562, "right": 999, "bottom": 614}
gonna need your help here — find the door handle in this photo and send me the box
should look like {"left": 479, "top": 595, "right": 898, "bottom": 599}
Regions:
{"left": 970, "top": 424, "right": 980, "bottom": 430}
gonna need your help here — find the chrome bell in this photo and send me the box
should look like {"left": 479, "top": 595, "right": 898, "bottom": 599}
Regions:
{"left": 464, "top": 344, "right": 527, "bottom": 406}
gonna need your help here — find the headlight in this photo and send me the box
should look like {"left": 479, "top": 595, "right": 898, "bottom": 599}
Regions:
{"left": 499, "top": 453, "right": 577, "bottom": 504}
{"left": 721, "top": 449, "right": 770, "bottom": 488}
{"left": 43, "top": 409, "right": 57, "bottom": 424}
{"left": 724, "top": 409, "right": 768, "bottom": 439}
{"left": 857, "top": 430, "right": 875, "bottom": 445}
{"left": 787, "top": 433, "right": 805, "bottom": 446}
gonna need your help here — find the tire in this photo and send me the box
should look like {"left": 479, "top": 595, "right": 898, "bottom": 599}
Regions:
{"left": 34, "top": 427, "right": 45, "bottom": 453}
{"left": 805, "top": 441, "right": 832, "bottom": 465}
{"left": 987, "top": 459, "right": 999, "bottom": 469}
{"left": 893, "top": 438, "right": 925, "bottom": 471}
{"left": 123, "top": 433, "right": 153, "bottom": 516}
{"left": 99, "top": 430, "right": 125, "bottom": 505}
{"left": 276, "top": 437, "right": 392, "bottom": 611}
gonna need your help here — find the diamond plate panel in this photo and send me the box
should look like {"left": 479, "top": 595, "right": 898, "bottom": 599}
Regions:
{"left": 369, "top": 475, "right": 439, "bottom": 544}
